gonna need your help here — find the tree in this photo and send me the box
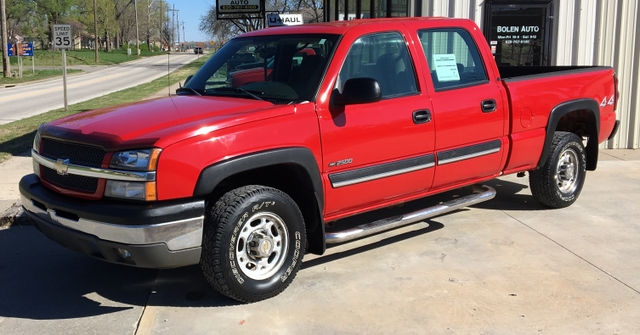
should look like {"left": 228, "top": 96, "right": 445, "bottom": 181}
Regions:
{"left": 199, "top": 0, "right": 324, "bottom": 46}
{"left": 145, "top": 0, "right": 167, "bottom": 48}
{"left": 301, "top": 0, "right": 323, "bottom": 23}
{"left": 5, "top": 0, "right": 37, "bottom": 42}
{"left": 114, "top": 0, "right": 133, "bottom": 49}
{"left": 35, "top": 0, "right": 77, "bottom": 49}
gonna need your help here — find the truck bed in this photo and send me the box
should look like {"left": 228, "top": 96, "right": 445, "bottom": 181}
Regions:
{"left": 498, "top": 65, "right": 617, "bottom": 175}
{"left": 498, "top": 65, "right": 612, "bottom": 81}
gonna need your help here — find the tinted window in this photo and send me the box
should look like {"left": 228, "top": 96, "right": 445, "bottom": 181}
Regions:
{"left": 338, "top": 32, "right": 418, "bottom": 98}
{"left": 418, "top": 29, "right": 488, "bottom": 91}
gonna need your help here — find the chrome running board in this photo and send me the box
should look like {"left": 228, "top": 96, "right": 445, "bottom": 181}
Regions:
{"left": 325, "top": 185, "right": 496, "bottom": 244}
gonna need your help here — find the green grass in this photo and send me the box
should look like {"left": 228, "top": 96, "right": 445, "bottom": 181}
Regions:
{"left": 0, "top": 54, "right": 210, "bottom": 163}
{"left": 0, "top": 69, "right": 82, "bottom": 85}
{"left": 4, "top": 49, "right": 166, "bottom": 67}
{"left": 2, "top": 49, "right": 171, "bottom": 85}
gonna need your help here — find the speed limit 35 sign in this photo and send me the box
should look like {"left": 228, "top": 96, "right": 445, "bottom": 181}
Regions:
{"left": 53, "top": 24, "right": 73, "bottom": 49}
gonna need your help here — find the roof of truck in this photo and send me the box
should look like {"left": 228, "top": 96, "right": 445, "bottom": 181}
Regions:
{"left": 240, "top": 17, "right": 474, "bottom": 37}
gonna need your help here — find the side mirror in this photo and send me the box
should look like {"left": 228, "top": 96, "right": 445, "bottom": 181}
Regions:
{"left": 332, "top": 78, "right": 381, "bottom": 107}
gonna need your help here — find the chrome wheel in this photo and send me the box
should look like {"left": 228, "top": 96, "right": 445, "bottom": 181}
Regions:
{"left": 555, "top": 148, "right": 579, "bottom": 194}
{"left": 235, "top": 212, "right": 289, "bottom": 280}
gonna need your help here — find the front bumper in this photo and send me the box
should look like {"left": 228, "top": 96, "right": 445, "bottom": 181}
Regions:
{"left": 19, "top": 174, "right": 205, "bottom": 269}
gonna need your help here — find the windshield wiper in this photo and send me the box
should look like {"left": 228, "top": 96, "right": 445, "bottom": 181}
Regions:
{"left": 214, "top": 87, "right": 265, "bottom": 101}
{"left": 176, "top": 87, "right": 203, "bottom": 96}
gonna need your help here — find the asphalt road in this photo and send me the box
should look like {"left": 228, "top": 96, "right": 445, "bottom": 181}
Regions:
{"left": 0, "top": 53, "right": 199, "bottom": 124}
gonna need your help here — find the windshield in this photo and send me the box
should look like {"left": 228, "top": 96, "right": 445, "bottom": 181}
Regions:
{"left": 182, "top": 34, "right": 340, "bottom": 103}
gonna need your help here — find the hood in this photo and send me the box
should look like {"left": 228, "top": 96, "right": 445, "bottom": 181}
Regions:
{"left": 42, "top": 95, "right": 294, "bottom": 151}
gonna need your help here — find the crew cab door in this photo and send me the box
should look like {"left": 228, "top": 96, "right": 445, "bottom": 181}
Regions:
{"left": 316, "top": 27, "right": 435, "bottom": 219}
{"left": 415, "top": 27, "right": 508, "bottom": 189}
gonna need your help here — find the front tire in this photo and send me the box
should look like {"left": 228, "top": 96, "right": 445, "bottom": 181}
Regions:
{"left": 201, "top": 185, "right": 306, "bottom": 303}
{"left": 529, "top": 131, "right": 586, "bottom": 208}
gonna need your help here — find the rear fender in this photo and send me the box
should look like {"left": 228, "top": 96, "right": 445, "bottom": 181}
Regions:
{"left": 538, "top": 99, "right": 600, "bottom": 171}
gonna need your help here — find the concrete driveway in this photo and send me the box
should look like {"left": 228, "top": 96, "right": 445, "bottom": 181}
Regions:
{"left": 1, "top": 150, "right": 639, "bottom": 334}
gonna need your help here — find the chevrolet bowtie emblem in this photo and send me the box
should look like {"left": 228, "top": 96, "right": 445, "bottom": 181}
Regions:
{"left": 53, "top": 158, "right": 70, "bottom": 175}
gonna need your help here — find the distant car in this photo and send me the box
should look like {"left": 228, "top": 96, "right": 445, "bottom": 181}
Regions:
{"left": 194, "top": 47, "right": 203, "bottom": 54}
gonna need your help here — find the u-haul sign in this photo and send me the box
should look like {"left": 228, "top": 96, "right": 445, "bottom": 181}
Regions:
{"left": 267, "top": 14, "right": 304, "bottom": 27}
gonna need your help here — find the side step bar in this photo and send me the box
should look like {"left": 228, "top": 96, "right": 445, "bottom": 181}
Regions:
{"left": 325, "top": 185, "right": 496, "bottom": 244}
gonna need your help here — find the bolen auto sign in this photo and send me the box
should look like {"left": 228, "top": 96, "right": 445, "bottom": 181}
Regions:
{"left": 218, "top": 0, "right": 261, "bottom": 14}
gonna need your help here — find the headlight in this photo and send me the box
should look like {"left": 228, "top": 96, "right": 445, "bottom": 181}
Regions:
{"left": 33, "top": 123, "right": 45, "bottom": 153}
{"left": 110, "top": 148, "right": 161, "bottom": 171}
{"left": 106, "top": 148, "right": 161, "bottom": 201}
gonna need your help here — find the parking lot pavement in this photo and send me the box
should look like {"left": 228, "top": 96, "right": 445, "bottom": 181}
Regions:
{"left": 1, "top": 150, "right": 639, "bottom": 334}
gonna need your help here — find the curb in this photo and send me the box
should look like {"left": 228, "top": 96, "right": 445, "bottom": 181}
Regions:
{"left": 0, "top": 203, "right": 30, "bottom": 229}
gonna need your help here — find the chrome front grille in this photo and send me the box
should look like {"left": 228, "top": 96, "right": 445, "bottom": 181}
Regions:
{"left": 41, "top": 138, "right": 105, "bottom": 168}
{"left": 41, "top": 167, "right": 99, "bottom": 193}
{"left": 40, "top": 138, "right": 106, "bottom": 194}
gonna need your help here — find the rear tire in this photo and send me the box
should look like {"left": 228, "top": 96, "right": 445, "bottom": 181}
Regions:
{"left": 529, "top": 131, "right": 586, "bottom": 208}
{"left": 201, "top": 185, "right": 306, "bottom": 303}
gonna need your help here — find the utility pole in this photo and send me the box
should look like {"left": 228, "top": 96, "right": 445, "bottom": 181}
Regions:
{"left": 167, "top": 5, "right": 178, "bottom": 51}
{"left": 94, "top": 0, "right": 99, "bottom": 62}
{"left": 1, "top": 0, "right": 10, "bottom": 78}
{"left": 176, "top": 10, "right": 180, "bottom": 50}
{"left": 182, "top": 21, "right": 185, "bottom": 44}
{"left": 171, "top": 4, "right": 174, "bottom": 51}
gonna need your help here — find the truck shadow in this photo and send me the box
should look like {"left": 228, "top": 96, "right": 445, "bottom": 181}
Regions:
{"left": 475, "top": 178, "right": 548, "bottom": 211}
{"left": 304, "top": 220, "right": 445, "bottom": 269}
{"left": 305, "top": 177, "right": 547, "bottom": 269}
{"left": 0, "top": 226, "right": 239, "bottom": 322}
{"left": 0, "top": 179, "right": 549, "bottom": 320}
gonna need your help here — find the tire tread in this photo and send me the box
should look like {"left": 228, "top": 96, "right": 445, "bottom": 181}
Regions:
{"left": 200, "top": 185, "right": 305, "bottom": 303}
{"left": 529, "top": 131, "right": 586, "bottom": 208}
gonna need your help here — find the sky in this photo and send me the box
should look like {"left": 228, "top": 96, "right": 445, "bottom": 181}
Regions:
{"left": 163, "top": 0, "right": 213, "bottom": 42}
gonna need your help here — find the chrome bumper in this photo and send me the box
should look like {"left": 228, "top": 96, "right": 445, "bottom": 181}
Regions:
{"left": 21, "top": 194, "right": 203, "bottom": 251}
{"left": 19, "top": 173, "right": 205, "bottom": 268}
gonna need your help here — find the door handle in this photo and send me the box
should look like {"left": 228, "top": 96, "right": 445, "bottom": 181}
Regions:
{"left": 412, "top": 110, "right": 432, "bottom": 124}
{"left": 481, "top": 99, "right": 497, "bottom": 113}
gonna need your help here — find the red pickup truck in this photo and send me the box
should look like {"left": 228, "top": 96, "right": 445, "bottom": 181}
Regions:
{"left": 20, "top": 18, "right": 619, "bottom": 303}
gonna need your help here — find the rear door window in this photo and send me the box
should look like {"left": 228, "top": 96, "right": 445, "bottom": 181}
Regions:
{"left": 418, "top": 28, "right": 488, "bottom": 91}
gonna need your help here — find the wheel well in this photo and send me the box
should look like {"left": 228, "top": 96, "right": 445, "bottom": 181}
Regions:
{"left": 555, "top": 109, "right": 599, "bottom": 170}
{"left": 539, "top": 99, "right": 600, "bottom": 171}
{"left": 206, "top": 163, "right": 325, "bottom": 255}
{"left": 556, "top": 109, "right": 595, "bottom": 138}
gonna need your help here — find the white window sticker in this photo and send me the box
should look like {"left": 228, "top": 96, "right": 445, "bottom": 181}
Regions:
{"left": 432, "top": 54, "right": 460, "bottom": 82}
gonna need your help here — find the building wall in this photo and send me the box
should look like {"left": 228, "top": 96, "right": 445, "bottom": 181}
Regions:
{"left": 421, "top": 0, "right": 640, "bottom": 149}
